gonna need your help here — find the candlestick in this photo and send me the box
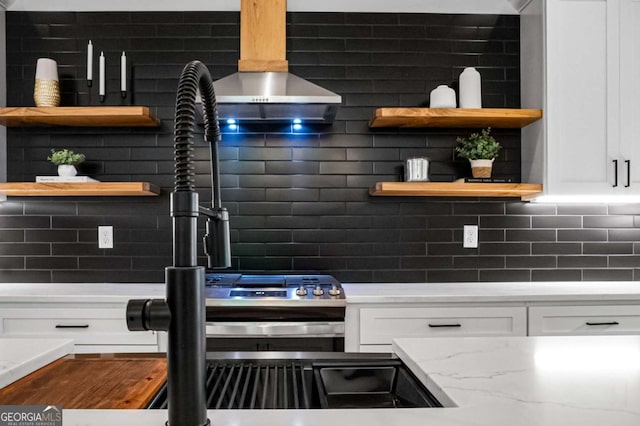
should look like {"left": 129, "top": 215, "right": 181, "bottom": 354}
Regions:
{"left": 99, "top": 51, "right": 105, "bottom": 102}
{"left": 87, "top": 40, "right": 93, "bottom": 87}
{"left": 121, "top": 51, "right": 127, "bottom": 98}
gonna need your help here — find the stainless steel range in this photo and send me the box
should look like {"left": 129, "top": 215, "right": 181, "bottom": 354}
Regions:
{"left": 204, "top": 273, "right": 346, "bottom": 352}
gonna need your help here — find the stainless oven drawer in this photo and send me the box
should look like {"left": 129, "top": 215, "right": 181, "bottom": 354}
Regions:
{"left": 205, "top": 321, "right": 345, "bottom": 338}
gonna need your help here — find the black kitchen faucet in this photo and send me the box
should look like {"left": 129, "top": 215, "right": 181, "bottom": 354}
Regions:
{"left": 126, "top": 60, "right": 231, "bottom": 426}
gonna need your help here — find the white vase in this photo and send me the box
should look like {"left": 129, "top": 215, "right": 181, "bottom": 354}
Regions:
{"left": 429, "top": 85, "right": 457, "bottom": 108}
{"left": 57, "top": 165, "right": 77, "bottom": 177}
{"left": 34, "top": 58, "right": 60, "bottom": 107}
{"left": 459, "top": 67, "right": 482, "bottom": 108}
{"left": 469, "top": 159, "right": 494, "bottom": 178}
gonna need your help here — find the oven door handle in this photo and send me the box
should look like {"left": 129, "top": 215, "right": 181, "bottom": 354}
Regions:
{"left": 205, "top": 321, "right": 345, "bottom": 337}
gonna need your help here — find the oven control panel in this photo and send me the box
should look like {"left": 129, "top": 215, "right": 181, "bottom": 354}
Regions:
{"left": 204, "top": 273, "right": 345, "bottom": 301}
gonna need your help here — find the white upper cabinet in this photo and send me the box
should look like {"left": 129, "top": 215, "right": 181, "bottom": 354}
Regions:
{"left": 619, "top": 0, "right": 640, "bottom": 190}
{"left": 522, "top": 0, "right": 640, "bottom": 199}
{"left": 547, "top": 0, "right": 617, "bottom": 195}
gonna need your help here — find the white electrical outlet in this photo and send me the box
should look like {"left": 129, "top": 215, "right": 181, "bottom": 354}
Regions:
{"left": 463, "top": 225, "right": 478, "bottom": 249}
{"left": 98, "top": 226, "right": 113, "bottom": 249}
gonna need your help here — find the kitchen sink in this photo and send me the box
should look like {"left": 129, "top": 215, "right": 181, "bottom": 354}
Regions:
{"left": 147, "top": 352, "right": 442, "bottom": 410}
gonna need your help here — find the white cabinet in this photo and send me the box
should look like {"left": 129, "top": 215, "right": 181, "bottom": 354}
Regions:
{"left": 529, "top": 305, "right": 640, "bottom": 336}
{"left": 346, "top": 301, "right": 640, "bottom": 352}
{"left": 619, "top": 0, "right": 640, "bottom": 189}
{"left": 0, "top": 302, "right": 159, "bottom": 354}
{"left": 347, "top": 305, "right": 527, "bottom": 352}
{"left": 521, "top": 0, "right": 640, "bottom": 198}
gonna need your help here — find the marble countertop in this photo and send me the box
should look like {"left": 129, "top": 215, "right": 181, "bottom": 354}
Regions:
{"left": 0, "top": 281, "right": 639, "bottom": 304}
{"left": 394, "top": 335, "right": 640, "bottom": 425}
{"left": 0, "top": 283, "right": 164, "bottom": 303}
{"left": 54, "top": 335, "right": 640, "bottom": 426}
{"left": 0, "top": 338, "right": 73, "bottom": 388}
{"left": 343, "top": 281, "right": 640, "bottom": 303}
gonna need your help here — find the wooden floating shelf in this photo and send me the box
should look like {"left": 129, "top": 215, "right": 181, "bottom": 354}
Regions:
{"left": 369, "top": 108, "right": 543, "bottom": 128}
{"left": 370, "top": 181, "right": 543, "bottom": 200}
{"left": 0, "top": 182, "right": 160, "bottom": 197}
{"left": 0, "top": 107, "right": 160, "bottom": 127}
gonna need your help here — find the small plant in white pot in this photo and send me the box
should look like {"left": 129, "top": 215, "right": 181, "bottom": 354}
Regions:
{"left": 47, "top": 149, "right": 86, "bottom": 177}
{"left": 455, "top": 128, "right": 501, "bottom": 178}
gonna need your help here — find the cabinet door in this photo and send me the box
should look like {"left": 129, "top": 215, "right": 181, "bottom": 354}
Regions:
{"left": 619, "top": 0, "right": 640, "bottom": 192}
{"left": 546, "top": 0, "right": 620, "bottom": 195}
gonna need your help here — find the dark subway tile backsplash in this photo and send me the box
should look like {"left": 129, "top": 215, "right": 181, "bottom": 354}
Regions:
{"left": 2, "top": 11, "right": 639, "bottom": 283}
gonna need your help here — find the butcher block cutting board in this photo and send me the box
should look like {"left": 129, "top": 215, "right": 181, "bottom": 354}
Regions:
{"left": 0, "top": 355, "right": 166, "bottom": 409}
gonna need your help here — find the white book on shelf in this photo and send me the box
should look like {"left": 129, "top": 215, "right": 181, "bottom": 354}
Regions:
{"left": 36, "top": 176, "right": 99, "bottom": 183}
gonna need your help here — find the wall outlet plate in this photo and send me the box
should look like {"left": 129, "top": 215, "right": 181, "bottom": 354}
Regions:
{"left": 98, "top": 226, "right": 113, "bottom": 249}
{"left": 463, "top": 225, "right": 478, "bottom": 249}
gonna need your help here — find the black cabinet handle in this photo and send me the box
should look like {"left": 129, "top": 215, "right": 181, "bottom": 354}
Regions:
{"left": 585, "top": 321, "right": 619, "bottom": 326}
{"left": 55, "top": 324, "right": 90, "bottom": 329}
{"left": 428, "top": 323, "right": 461, "bottom": 328}
{"left": 626, "top": 160, "right": 631, "bottom": 187}
{"left": 613, "top": 159, "right": 618, "bottom": 187}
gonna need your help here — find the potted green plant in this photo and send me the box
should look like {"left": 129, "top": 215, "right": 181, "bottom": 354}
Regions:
{"left": 47, "top": 149, "right": 86, "bottom": 177}
{"left": 455, "top": 127, "right": 501, "bottom": 178}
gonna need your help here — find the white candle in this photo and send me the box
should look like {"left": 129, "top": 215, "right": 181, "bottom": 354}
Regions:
{"left": 87, "top": 40, "right": 93, "bottom": 85}
{"left": 99, "top": 51, "right": 105, "bottom": 100}
{"left": 120, "top": 51, "right": 127, "bottom": 96}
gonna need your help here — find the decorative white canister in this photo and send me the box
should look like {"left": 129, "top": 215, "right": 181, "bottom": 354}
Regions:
{"left": 34, "top": 58, "right": 60, "bottom": 107}
{"left": 429, "top": 85, "right": 456, "bottom": 108}
{"left": 459, "top": 67, "right": 482, "bottom": 108}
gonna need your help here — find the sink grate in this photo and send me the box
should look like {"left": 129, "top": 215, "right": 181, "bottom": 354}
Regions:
{"left": 205, "top": 362, "right": 314, "bottom": 409}
{"left": 148, "top": 361, "right": 316, "bottom": 410}
{"left": 146, "top": 358, "right": 442, "bottom": 410}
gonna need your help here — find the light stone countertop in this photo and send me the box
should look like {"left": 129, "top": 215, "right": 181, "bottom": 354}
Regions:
{"left": 55, "top": 335, "right": 640, "bottom": 426}
{"left": 0, "top": 283, "right": 165, "bottom": 303}
{"left": 0, "top": 338, "right": 74, "bottom": 388}
{"left": 394, "top": 335, "right": 640, "bottom": 426}
{"left": 342, "top": 281, "right": 640, "bottom": 303}
{"left": 0, "top": 281, "right": 639, "bottom": 304}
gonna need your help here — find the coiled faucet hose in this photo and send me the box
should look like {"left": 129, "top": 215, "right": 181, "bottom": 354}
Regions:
{"left": 174, "top": 60, "right": 221, "bottom": 192}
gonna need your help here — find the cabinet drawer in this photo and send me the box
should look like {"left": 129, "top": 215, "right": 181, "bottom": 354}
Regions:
{"left": 359, "top": 306, "right": 526, "bottom": 345}
{"left": 529, "top": 305, "right": 640, "bottom": 336}
{"left": 1, "top": 308, "right": 156, "bottom": 345}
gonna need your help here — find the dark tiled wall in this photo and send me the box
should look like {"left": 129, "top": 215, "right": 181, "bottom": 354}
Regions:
{"left": 3, "top": 12, "right": 638, "bottom": 283}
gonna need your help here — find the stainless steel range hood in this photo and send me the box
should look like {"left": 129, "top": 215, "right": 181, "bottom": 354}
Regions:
{"left": 213, "top": 72, "right": 341, "bottom": 123}
{"left": 212, "top": 0, "right": 341, "bottom": 124}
